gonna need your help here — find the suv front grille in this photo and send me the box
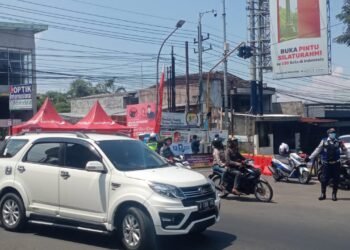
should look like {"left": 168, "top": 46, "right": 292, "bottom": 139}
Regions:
{"left": 180, "top": 184, "right": 216, "bottom": 207}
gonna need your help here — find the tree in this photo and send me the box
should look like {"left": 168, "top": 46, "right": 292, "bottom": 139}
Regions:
{"left": 95, "top": 78, "right": 117, "bottom": 94}
{"left": 335, "top": 0, "right": 350, "bottom": 46}
{"left": 67, "top": 79, "right": 95, "bottom": 98}
{"left": 37, "top": 91, "right": 70, "bottom": 113}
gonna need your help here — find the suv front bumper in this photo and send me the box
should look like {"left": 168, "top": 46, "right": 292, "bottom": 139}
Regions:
{"left": 145, "top": 195, "right": 220, "bottom": 236}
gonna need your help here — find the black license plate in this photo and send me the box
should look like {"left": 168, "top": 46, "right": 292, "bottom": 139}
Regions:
{"left": 197, "top": 198, "right": 215, "bottom": 211}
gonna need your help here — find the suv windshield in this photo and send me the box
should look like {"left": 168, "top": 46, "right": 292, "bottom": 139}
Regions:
{"left": 97, "top": 140, "right": 168, "bottom": 171}
{"left": 340, "top": 136, "right": 350, "bottom": 143}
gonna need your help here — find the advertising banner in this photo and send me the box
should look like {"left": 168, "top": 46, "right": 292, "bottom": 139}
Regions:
{"left": 208, "top": 130, "right": 229, "bottom": 145}
{"left": 270, "top": 0, "right": 330, "bottom": 79}
{"left": 126, "top": 103, "right": 156, "bottom": 137}
{"left": 184, "top": 154, "right": 213, "bottom": 168}
{"left": 161, "top": 112, "right": 200, "bottom": 129}
{"left": 9, "top": 84, "right": 33, "bottom": 110}
{"left": 170, "top": 143, "right": 192, "bottom": 156}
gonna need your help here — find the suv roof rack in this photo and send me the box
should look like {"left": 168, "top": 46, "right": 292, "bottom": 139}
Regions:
{"left": 17, "top": 131, "right": 90, "bottom": 139}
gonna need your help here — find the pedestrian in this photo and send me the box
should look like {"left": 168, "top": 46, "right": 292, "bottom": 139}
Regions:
{"left": 191, "top": 135, "right": 200, "bottom": 154}
{"left": 307, "top": 128, "right": 347, "bottom": 201}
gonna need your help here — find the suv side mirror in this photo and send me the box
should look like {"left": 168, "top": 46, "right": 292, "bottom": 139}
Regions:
{"left": 86, "top": 161, "right": 105, "bottom": 172}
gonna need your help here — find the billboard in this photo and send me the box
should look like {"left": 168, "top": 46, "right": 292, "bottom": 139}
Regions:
{"left": 270, "top": 0, "right": 330, "bottom": 79}
{"left": 126, "top": 103, "right": 156, "bottom": 136}
{"left": 161, "top": 112, "right": 200, "bottom": 129}
{"left": 9, "top": 84, "right": 33, "bottom": 110}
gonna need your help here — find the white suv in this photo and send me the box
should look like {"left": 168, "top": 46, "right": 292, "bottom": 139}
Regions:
{"left": 0, "top": 132, "right": 220, "bottom": 250}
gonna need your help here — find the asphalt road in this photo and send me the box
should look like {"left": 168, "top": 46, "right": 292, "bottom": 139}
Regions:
{"left": 1, "top": 169, "right": 350, "bottom": 250}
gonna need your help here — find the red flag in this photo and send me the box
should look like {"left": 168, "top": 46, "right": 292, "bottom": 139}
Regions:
{"left": 155, "top": 67, "right": 165, "bottom": 133}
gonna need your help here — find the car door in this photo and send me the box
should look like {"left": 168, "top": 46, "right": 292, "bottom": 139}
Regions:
{"left": 59, "top": 140, "right": 109, "bottom": 223}
{"left": 17, "top": 142, "right": 62, "bottom": 216}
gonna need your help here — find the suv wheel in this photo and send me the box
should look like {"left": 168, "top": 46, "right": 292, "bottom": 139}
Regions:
{"left": 0, "top": 193, "right": 26, "bottom": 231}
{"left": 118, "top": 207, "right": 156, "bottom": 250}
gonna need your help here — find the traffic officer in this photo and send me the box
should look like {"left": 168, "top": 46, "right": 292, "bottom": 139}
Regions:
{"left": 146, "top": 133, "right": 158, "bottom": 152}
{"left": 307, "top": 128, "right": 347, "bottom": 201}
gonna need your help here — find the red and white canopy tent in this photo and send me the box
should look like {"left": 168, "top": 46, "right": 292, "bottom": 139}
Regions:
{"left": 73, "top": 101, "right": 133, "bottom": 137}
{"left": 12, "top": 98, "right": 74, "bottom": 134}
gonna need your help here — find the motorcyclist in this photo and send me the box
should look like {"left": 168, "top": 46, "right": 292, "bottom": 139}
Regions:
{"left": 307, "top": 128, "right": 347, "bottom": 201}
{"left": 146, "top": 133, "right": 158, "bottom": 152}
{"left": 160, "top": 137, "right": 175, "bottom": 160}
{"left": 225, "top": 137, "right": 246, "bottom": 195}
{"left": 212, "top": 137, "right": 226, "bottom": 169}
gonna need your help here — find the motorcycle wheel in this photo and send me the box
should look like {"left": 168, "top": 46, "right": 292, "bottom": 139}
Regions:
{"left": 299, "top": 171, "right": 311, "bottom": 184}
{"left": 254, "top": 180, "right": 273, "bottom": 202}
{"left": 211, "top": 175, "right": 228, "bottom": 198}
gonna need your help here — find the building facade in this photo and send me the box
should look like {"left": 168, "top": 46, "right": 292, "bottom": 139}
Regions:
{"left": 0, "top": 22, "right": 47, "bottom": 137}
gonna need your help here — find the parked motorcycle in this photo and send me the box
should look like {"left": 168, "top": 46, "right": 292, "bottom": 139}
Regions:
{"left": 209, "top": 160, "right": 273, "bottom": 202}
{"left": 269, "top": 152, "right": 311, "bottom": 184}
{"left": 317, "top": 156, "right": 350, "bottom": 190}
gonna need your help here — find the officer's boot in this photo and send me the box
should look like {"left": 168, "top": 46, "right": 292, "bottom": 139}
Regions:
{"left": 332, "top": 189, "right": 338, "bottom": 201}
{"left": 319, "top": 184, "right": 326, "bottom": 201}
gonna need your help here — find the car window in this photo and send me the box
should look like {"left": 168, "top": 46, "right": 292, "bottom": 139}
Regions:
{"left": 65, "top": 143, "right": 100, "bottom": 170}
{"left": 25, "top": 143, "right": 61, "bottom": 166}
{"left": 340, "top": 136, "right": 350, "bottom": 143}
{"left": 0, "top": 139, "right": 28, "bottom": 158}
{"left": 97, "top": 140, "right": 168, "bottom": 171}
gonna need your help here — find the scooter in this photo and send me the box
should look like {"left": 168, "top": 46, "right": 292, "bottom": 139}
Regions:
{"left": 173, "top": 155, "right": 191, "bottom": 169}
{"left": 209, "top": 160, "right": 273, "bottom": 202}
{"left": 268, "top": 152, "right": 311, "bottom": 184}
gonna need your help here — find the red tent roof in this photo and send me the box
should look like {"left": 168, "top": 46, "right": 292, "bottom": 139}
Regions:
{"left": 12, "top": 98, "right": 74, "bottom": 134}
{"left": 74, "top": 101, "right": 132, "bottom": 134}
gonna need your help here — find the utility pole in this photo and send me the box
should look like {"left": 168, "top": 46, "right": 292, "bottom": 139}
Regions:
{"left": 194, "top": 10, "right": 215, "bottom": 123}
{"left": 257, "top": 0, "right": 264, "bottom": 115}
{"left": 249, "top": 0, "right": 257, "bottom": 115}
{"left": 171, "top": 46, "right": 176, "bottom": 112}
{"left": 222, "top": 0, "right": 229, "bottom": 129}
{"left": 185, "top": 41, "right": 190, "bottom": 111}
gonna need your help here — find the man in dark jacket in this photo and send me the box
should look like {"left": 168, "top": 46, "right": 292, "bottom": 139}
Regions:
{"left": 225, "top": 137, "right": 245, "bottom": 195}
{"left": 307, "top": 128, "right": 347, "bottom": 201}
{"left": 191, "top": 135, "right": 200, "bottom": 154}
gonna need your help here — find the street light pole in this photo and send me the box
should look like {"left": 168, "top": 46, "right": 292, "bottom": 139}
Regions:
{"left": 156, "top": 20, "right": 185, "bottom": 110}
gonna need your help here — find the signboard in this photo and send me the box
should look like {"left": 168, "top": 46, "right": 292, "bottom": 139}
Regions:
{"left": 270, "top": 0, "right": 330, "bottom": 79}
{"left": 9, "top": 84, "right": 33, "bottom": 110}
{"left": 161, "top": 112, "right": 200, "bottom": 129}
{"left": 170, "top": 143, "right": 192, "bottom": 156}
{"left": 126, "top": 103, "right": 156, "bottom": 136}
{"left": 184, "top": 154, "right": 213, "bottom": 168}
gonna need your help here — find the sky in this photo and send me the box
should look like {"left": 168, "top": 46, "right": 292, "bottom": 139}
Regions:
{"left": 0, "top": 0, "right": 349, "bottom": 103}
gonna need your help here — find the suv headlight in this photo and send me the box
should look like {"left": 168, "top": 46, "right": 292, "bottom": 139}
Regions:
{"left": 149, "top": 182, "right": 185, "bottom": 200}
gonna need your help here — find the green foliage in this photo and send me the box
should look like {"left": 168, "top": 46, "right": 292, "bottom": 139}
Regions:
{"left": 38, "top": 77, "right": 124, "bottom": 113}
{"left": 37, "top": 91, "right": 70, "bottom": 113}
{"left": 67, "top": 78, "right": 95, "bottom": 98}
{"left": 335, "top": 0, "right": 350, "bottom": 46}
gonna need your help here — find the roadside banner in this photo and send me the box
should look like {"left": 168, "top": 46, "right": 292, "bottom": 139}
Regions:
{"left": 9, "top": 84, "right": 33, "bottom": 110}
{"left": 270, "top": 0, "right": 330, "bottom": 79}
{"left": 126, "top": 103, "right": 156, "bottom": 137}
{"left": 161, "top": 112, "right": 200, "bottom": 129}
{"left": 184, "top": 154, "right": 213, "bottom": 168}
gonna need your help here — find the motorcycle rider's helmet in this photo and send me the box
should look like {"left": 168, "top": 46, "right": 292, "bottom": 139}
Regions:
{"left": 227, "top": 137, "right": 238, "bottom": 148}
{"left": 149, "top": 133, "right": 157, "bottom": 142}
{"left": 212, "top": 137, "right": 223, "bottom": 149}
{"left": 279, "top": 142, "right": 289, "bottom": 156}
